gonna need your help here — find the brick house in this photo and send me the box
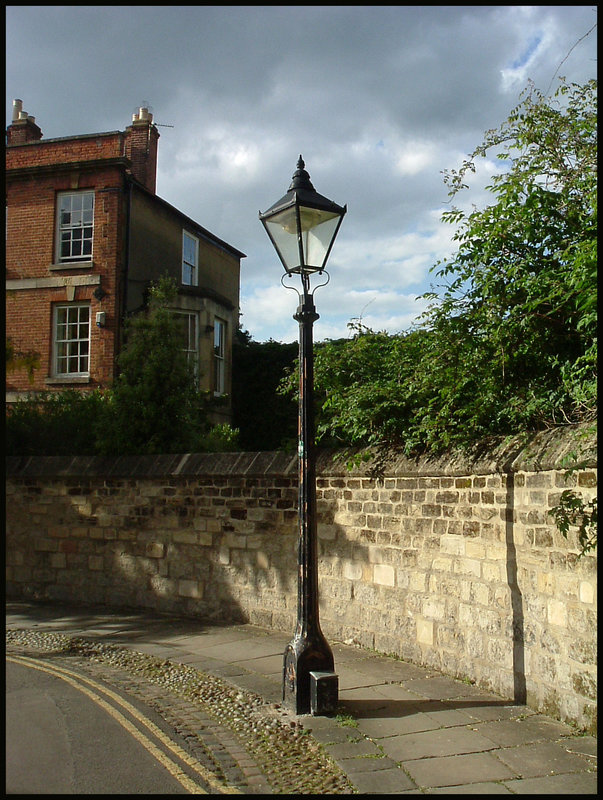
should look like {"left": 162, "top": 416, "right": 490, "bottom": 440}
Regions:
{"left": 6, "top": 100, "right": 245, "bottom": 424}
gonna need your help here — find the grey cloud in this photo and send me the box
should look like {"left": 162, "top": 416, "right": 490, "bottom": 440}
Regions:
{"left": 7, "top": 5, "right": 596, "bottom": 341}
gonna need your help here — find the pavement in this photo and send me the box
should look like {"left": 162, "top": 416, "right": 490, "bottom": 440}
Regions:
{"left": 5, "top": 601, "right": 597, "bottom": 795}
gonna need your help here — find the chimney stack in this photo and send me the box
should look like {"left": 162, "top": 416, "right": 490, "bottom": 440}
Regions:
{"left": 124, "top": 105, "right": 160, "bottom": 194}
{"left": 6, "top": 99, "right": 43, "bottom": 145}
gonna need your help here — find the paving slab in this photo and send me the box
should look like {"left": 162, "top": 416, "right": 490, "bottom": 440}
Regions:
{"left": 223, "top": 672, "right": 281, "bottom": 704}
{"left": 378, "top": 726, "right": 497, "bottom": 761}
{"left": 456, "top": 700, "right": 534, "bottom": 722}
{"left": 403, "top": 751, "right": 517, "bottom": 788}
{"left": 501, "top": 771, "right": 598, "bottom": 794}
{"left": 474, "top": 717, "right": 575, "bottom": 748}
{"left": 426, "top": 781, "right": 514, "bottom": 794}
{"left": 403, "top": 675, "right": 487, "bottom": 700}
{"left": 356, "top": 710, "right": 441, "bottom": 739}
{"left": 563, "top": 735, "right": 597, "bottom": 757}
{"left": 421, "top": 704, "right": 477, "bottom": 727}
{"left": 324, "top": 738, "right": 384, "bottom": 761}
{"left": 188, "top": 638, "right": 284, "bottom": 661}
{"left": 337, "top": 655, "right": 427, "bottom": 683}
{"left": 371, "top": 682, "right": 425, "bottom": 702}
{"left": 336, "top": 755, "right": 400, "bottom": 773}
{"left": 494, "top": 740, "right": 597, "bottom": 778}
{"left": 349, "top": 766, "right": 415, "bottom": 794}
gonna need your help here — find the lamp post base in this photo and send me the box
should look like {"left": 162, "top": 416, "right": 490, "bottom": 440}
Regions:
{"left": 283, "top": 633, "right": 337, "bottom": 715}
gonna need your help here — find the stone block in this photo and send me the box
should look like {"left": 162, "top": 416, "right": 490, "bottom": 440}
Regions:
{"left": 547, "top": 598, "right": 567, "bottom": 627}
{"left": 173, "top": 530, "right": 199, "bottom": 544}
{"left": 409, "top": 571, "right": 427, "bottom": 592}
{"left": 373, "top": 564, "right": 395, "bottom": 586}
{"left": 465, "top": 540, "right": 486, "bottom": 559}
{"left": 49, "top": 553, "right": 67, "bottom": 569}
{"left": 416, "top": 618, "right": 434, "bottom": 645}
{"left": 178, "top": 579, "right": 202, "bottom": 599}
{"left": 577, "top": 471, "right": 597, "bottom": 487}
{"left": 145, "top": 542, "right": 165, "bottom": 558}
{"left": 422, "top": 598, "right": 445, "bottom": 620}
{"left": 472, "top": 583, "right": 489, "bottom": 606}
{"left": 525, "top": 473, "right": 552, "bottom": 488}
{"left": 150, "top": 575, "right": 178, "bottom": 597}
{"left": 482, "top": 562, "right": 503, "bottom": 582}
{"left": 440, "top": 534, "right": 465, "bottom": 555}
{"left": 34, "top": 538, "right": 58, "bottom": 552}
{"left": 343, "top": 561, "right": 363, "bottom": 581}
{"left": 579, "top": 580, "right": 595, "bottom": 604}
{"left": 318, "top": 523, "right": 337, "bottom": 540}
{"left": 455, "top": 558, "right": 481, "bottom": 577}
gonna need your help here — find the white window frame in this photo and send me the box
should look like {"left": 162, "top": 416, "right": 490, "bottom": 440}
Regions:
{"left": 56, "top": 191, "right": 94, "bottom": 263}
{"left": 182, "top": 231, "right": 199, "bottom": 286}
{"left": 172, "top": 311, "right": 199, "bottom": 375}
{"left": 53, "top": 303, "right": 91, "bottom": 377}
{"left": 213, "top": 318, "right": 226, "bottom": 395}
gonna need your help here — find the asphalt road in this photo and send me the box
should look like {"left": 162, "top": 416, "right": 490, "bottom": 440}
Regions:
{"left": 6, "top": 655, "right": 226, "bottom": 794}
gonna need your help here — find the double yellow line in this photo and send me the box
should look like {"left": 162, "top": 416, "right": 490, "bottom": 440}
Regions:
{"left": 7, "top": 654, "right": 242, "bottom": 795}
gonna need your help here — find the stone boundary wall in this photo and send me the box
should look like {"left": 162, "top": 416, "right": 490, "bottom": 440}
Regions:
{"left": 5, "top": 425, "right": 597, "bottom": 731}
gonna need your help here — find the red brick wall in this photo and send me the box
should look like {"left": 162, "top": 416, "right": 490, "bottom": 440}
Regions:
{"left": 124, "top": 123, "right": 159, "bottom": 194}
{"left": 6, "top": 142, "right": 128, "bottom": 394}
{"left": 6, "top": 131, "right": 124, "bottom": 171}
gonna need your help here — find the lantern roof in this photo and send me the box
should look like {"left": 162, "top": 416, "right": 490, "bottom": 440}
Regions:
{"left": 260, "top": 156, "right": 346, "bottom": 219}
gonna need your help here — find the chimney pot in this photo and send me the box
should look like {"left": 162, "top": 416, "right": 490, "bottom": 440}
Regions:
{"left": 7, "top": 100, "right": 43, "bottom": 144}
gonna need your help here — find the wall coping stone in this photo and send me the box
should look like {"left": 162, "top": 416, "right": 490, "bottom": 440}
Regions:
{"left": 6, "top": 423, "right": 595, "bottom": 479}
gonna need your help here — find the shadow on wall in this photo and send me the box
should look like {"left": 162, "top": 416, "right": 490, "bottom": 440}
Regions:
{"left": 4, "top": 465, "right": 251, "bottom": 627}
{"left": 505, "top": 472, "right": 527, "bottom": 705}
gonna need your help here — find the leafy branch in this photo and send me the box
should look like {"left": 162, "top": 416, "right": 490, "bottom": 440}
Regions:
{"left": 550, "top": 489, "right": 597, "bottom": 557}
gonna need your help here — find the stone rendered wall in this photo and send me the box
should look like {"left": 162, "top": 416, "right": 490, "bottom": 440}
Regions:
{"left": 5, "top": 425, "right": 597, "bottom": 731}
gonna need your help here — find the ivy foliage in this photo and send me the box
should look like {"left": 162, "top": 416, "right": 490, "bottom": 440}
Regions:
{"left": 287, "top": 79, "right": 596, "bottom": 459}
{"left": 551, "top": 489, "right": 597, "bottom": 556}
{"left": 6, "top": 338, "right": 40, "bottom": 385}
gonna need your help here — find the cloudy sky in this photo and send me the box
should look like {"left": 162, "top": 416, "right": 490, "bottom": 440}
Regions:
{"left": 6, "top": 6, "right": 597, "bottom": 343}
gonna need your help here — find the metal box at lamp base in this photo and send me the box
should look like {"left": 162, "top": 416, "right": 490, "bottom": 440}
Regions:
{"left": 309, "top": 670, "right": 338, "bottom": 715}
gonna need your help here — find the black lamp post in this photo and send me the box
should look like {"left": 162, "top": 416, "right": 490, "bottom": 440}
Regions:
{"left": 260, "top": 156, "right": 346, "bottom": 715}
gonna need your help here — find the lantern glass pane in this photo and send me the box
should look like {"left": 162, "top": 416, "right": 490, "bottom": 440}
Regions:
{"left": 301, "top": 210, "right": 341, "bottom": 269}
{"left": 264, "top": 208, "right": 301, "bottom": 273}
{"left": 264, "top": 205, "right": 342, "bottom": 273}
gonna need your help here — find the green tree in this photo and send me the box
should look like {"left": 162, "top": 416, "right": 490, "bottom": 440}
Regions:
{"left": 96, "top": 275, "right": 214, "bottom": 455}
{"left": 426, "top": 78, "right": 597, "bottom": 435}
{"left": 232, "top": 336, "right": 298, "bottom": 451}
{"left": 297, "top": 78, "right": 596, "bottom": 459}
{"left": 6, "top": 389, "right": 106, "bottom": 456}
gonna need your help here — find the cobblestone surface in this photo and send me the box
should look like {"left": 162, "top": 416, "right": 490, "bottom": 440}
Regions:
{"left": 6, "top": 628, "right": 356, "bottom": 795}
